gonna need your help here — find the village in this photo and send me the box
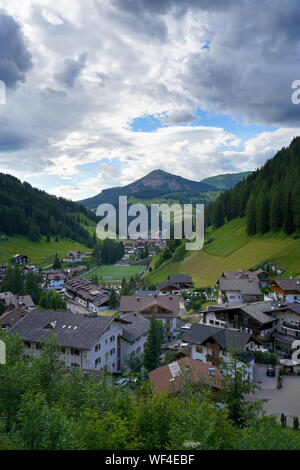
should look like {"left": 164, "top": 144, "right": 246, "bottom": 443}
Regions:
{"left": 1, "top": 247, "right": 300, "bottom": 427}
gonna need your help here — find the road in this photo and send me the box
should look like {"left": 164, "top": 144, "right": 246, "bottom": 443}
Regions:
{"left": 248, "top": 364, "right": 300, "bottom": 425}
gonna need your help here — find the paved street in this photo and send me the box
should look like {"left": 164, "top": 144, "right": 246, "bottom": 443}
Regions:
{"left": 249, "top": 364, "right": 300, "bottom": 424}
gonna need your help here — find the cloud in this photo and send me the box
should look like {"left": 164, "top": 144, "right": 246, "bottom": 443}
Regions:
{"left": 0, "top": 1, "right": 299, "bottom": 200}
{"left": 0, "top": 12, "right": 32, "bottom": 89}
{"left": 54, "top": 52, "right": 88, "bottom": 88}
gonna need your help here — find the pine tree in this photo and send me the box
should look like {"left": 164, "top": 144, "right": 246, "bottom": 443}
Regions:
{"left": 24, "top": 271, "right": 41, "bottom": 304}
{"left": 108, "top": 289, "right": 118, "bottom": 309}
{"left": 53, "top": 253, "right": 62, "bottom": 270}
{"left": 270, "top": 191, "right": 283, "bottom": 232}
{"left": 143, "top": 316, "right": 162, "bottom": 371}
{"left": 256, "top": 191, "right": 269, "bottom": 234}
{"left": 246, "top": 194, "right": 256, "bottom": 235}
{"left": 283, "top": 191, "right": 294, "bottom": 235}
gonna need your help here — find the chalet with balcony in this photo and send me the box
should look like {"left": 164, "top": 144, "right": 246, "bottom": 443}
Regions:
{"left": 12, "top": 254, "right": 29, "bottom": 265}
{"left": 119, "top": 294, "right": 181, "bottom": 339}
{"left": 63, "top": 250, "right": 82, "bottom": 264}
{"left": 222, "top": 269, "right": 269, "bottom": 288}
{"left": 182, "top": 323, "right": 254, "bottom": 380}
{"left": 265, "top": 302, "right": 300, "bottom": 358}
{"left": 269, "top": 278, "right": 300, "bottom": 303}
{"left": 201, "top": 301, "right": 277, "bottom": 351}
{"left": 156, "top": 274, "right": 193, "bottom": 295}
{"left": 218, "top": 278, "right": 262, "bottom": 303}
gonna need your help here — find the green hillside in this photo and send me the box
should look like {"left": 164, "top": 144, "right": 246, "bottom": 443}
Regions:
{"left": 145, "top": 218, "right": 300, "bottom": 287}
{"left": 201, "top": 171, "right": 252, "bottom": 191}
{"left": 0, "top": 235, "right": 92, "bottom": 268}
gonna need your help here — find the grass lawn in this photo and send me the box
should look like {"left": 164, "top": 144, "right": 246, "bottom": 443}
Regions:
{"left": 0, "top": 235, "right": 91, "bottom": 268}
{"left": 97, "top": 310, "right": 117, "bottom": 317}
{"left": 145, "top": 218, "right": 300, "bottom": 288}
{"left": 87, "top": 264, "right": 146, "bottom": 281}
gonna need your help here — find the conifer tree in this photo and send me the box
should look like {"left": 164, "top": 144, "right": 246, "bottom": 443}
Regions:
{"left": 53, "top": 253, "right": 62, "bottom": 270}
{"left": 143, "top": 316, "right": 162, "bottom": 371}
{"left": 270, "top": 191, "right": 283, "bottom": 232}
{"left": 246, "top": 194, "right": 256, "bottom": 235}
{"left": 283, "top": 191, "right": 294, "bottom": 235}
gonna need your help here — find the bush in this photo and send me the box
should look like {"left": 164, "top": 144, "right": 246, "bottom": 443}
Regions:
{"left": 254, "top": 350, "right": 278, "bottom": 366}
{"left": 293, "top": 416, "right": 299, "bottom": 430}
{"left": 281, "top": 413, "right": 286, "bottom": 427}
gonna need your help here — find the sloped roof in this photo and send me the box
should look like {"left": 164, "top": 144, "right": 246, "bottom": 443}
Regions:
{"left": 168, "top": 274, "right": 193, "bottom": 284}
{"left": 120, "top": 294, "right": 180, "bottom": 317}
{"left": 10, "top": 309, "right": 115, "bottom": 350}
{"left": 218, "top": 278, "right": 262, "bottom": 296}
{"left": 182, "top": 323, "right": 250, "bottom": 350}
{"left": 120, "top": 312, "right": 150, "bottom": 343}
{"left": 240, "top": 301, "right": 276, "bottom": 324}
{"left": 270, "top": 279, "right": 300, "bottom": 293}
{"left": 149, "top": 356, "right": 222, "bottom": 394}
{"left": 0, "top": 306, "right": 29, "bottom": 327}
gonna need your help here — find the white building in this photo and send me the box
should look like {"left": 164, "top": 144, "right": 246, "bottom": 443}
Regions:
{"left": 218, "top": 278, "right": 262, "bottom": 304}
{"left": 182, "top": 323, "right": 254, "bottom": 381}
{"left": 10, "top": 309, "right": 150, "bottom": 373}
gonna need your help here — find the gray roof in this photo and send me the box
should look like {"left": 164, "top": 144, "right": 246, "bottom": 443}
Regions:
{"left": 3, "top": 295, "right": 34, "bottom": 308}
{"left": 270, "top": 279, "right": 300, "bottom": 293}
{"left": 168, "top": 274, "right": 193, "bottom": 284}
{"left": 218, "top": 278, "right": 262, "bottom": 296}
{"left": 182, "top": 323, "right": 250, "bottom": 350}
{"left": 202, "top": 300, "right": 276, "bottom": 325}
{"left": 240, "top": 301, "right": 276, "bottom": 324}
{"left": 120, "top": 312, "right": 150, "bottom": 343}
{"left": 10, "top": 309, "right": 116, "bottom": 350}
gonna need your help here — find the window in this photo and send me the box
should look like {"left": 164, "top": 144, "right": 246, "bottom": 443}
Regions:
{"left": 61, "top": 347, "right": 65, "bottom": 354}
{"left": 95, "top": 357, "right": 101, "bottom": 366}
{"left": 110, "top": 348, "right": 115, "bottom": 356}
{"left": 196, "top": 346, "right": 203, "bottom": 353}
{"left": 105, "top": 339, "right": 108, "bottom": 345}
{"left": 105, "top": 352, "right": 109, "bottom": 361}
{"left": 71, "top": 349, "right": 80, "bottom": 356}
{"left": 137, "top": 347, "right": 141, "bottom": 354}
{"left": 36, "top": 343, "right": 42, "bottom": 350}
{"left": 71, "top": 362, "right": 80, "bottom": 368}
{"left": 95, "top": 344, "right": 101, "bottom": 352}
{"left": 110, "top": 335, "right": 115, "bottom": 343}
{"left": 24, "top": 341, "right": 30, "bottom": 348}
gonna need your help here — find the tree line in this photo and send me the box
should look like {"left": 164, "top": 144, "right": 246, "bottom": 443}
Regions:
{"left": 205, "top": 137, "right": 300, "bottom": 235}
{"left": 0, "top": 331, "right": 299, "bottom": 450}
{"left": 0, "top": 173, "right": 97, "bottom": 246}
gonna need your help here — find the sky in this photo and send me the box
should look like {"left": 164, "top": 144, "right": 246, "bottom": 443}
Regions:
{"left": 0, "top": 0, "right": 300, "bottom": 200}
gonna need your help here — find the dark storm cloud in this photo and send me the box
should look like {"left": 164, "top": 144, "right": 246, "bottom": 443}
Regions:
{"left": 179, "top": 0, "right": 300, "bottom": 126}
{"left": 54, "top": 52, "right": 88, "bottom": 88}
{"left": 0, "top": 13, "right": 33, "bottom": 89}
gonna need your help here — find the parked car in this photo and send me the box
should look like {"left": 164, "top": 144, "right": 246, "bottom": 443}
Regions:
{"left": 266, "top": 366, "right": 276, "bottom": 377}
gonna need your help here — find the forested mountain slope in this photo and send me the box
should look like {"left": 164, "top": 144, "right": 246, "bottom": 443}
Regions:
{"left": 206, "top": 136, "right": 300, "bottom": 235}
